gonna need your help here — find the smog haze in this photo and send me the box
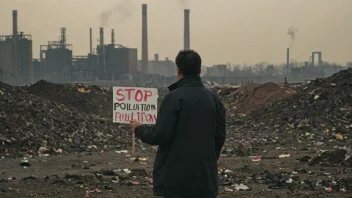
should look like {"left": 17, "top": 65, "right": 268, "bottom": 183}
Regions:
{"left": 0, "top": 0, "right": 351, "bottom": 66}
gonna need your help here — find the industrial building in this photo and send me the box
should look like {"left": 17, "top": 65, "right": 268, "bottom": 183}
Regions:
{"left": 105, "top": 44, "right": 138, "bottom": 80}
{"left": 1, "top": 5, "right": 334, "bottom": 87}
{"left": 34, "top": 26, "right": 138, "bottom": 82}
{"left": 39, "top": 28, "right": 73, "bottom": 82}
{"left": 91, "top": 27, "right": 138, "bottom": 81}
{"left": 148, "top": 54, "right": 176, "bottom": 77}
{"left": 0, "top": 5, "right": 190, "bottom": 85}
{"left": 0, "top": 10, "right": 33, "bottom": 84}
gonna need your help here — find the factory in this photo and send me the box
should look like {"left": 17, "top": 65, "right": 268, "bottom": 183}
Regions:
{"left": 0, "top": 5, "right": 195, "bottom": 85}
{"left": 0, "top": 10, "right": 33, "bottom": 84}
{"left": 0, "top": 5, "right": 334, "bottom": 86}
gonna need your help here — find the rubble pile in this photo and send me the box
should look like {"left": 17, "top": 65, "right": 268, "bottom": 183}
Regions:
{"left": 0, "top": 81, "right": 129, "bottom": 155}
{"left": 213, "top": 83, "right": 295, "bottom": 114}
{"left": 218, "top": 168, "right": 352, "bottom": 193}
{"left": 222, "top": 69, "right": 352, "bottom": 167}
{"left": 251, "top": 68, "right": 352, "bottom": 135}
{"left": 26, "top": 80, "right": 112, "bottom": 118}
{"left": 310, "top": 148, "right": 352, "bottom": 167}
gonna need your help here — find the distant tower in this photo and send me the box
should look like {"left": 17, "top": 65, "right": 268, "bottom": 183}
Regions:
{"left": 89, "top": 28, "right": 92, "bottom": 54}
{"left": 142, "top": 4, "right": 149, "bottom": 74}
{"left": 60, "top": 27, "right": 66, "bottom": 46}
{"left": 12, "top": 10, "right": 19, "bottom": 76}
{"left": 99, "top": 27, "right": 104, "bottom": 46}
{"left": 111, "top": 29, "right": 115, "bottom": 45}
{"left": 184, "top": 9, "right": 190, "bottom": 50}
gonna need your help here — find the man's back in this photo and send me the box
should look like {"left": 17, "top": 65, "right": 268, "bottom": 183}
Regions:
{"left": 133, "top": 50, "right": 226, "bottom": 198}
{"left": 136, "top": 76, "right": 226, "bottom": 198}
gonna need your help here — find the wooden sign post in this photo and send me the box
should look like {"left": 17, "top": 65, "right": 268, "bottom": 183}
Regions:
{"left": 132, "top": 130, "right": 135, "bottom": 156}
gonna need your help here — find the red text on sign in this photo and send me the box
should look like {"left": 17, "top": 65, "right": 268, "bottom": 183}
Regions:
{"left": 114, "top": 112, "right": 157, "bottom": 123}
{"left": 115, "top": 88, "right": 153, "bottom": 102}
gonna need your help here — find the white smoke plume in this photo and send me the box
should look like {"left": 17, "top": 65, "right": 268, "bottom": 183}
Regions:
{"left": 100, "top": 0, "right": 133, "bottom": 27}
{"left": 178, "top": 0, "right": 189, "bottom": 8}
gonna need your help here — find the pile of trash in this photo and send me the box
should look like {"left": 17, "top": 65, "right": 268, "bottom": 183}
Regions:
{"left": 213, "top": 83, "right": 295, "bottom": 115}
{"left": 221, "top": 69, "right": 352, "bottom": 165}
{"left": 0, "top": 81, "right": 130, "bottom": 155}
{"left": 26, "top": 80, "right": 112, "bottom": 118}
{"left": 310, "top": 148, "right": 352, "bottom": 167}
{"left": 251, "top": 68, "right": 352, "bottom": 135}
{"left": 218, "top": 167, "right": 351, "bottom": 193}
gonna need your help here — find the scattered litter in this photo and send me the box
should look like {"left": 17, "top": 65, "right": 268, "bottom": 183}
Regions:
{"left": 336, "top": 134, "right": 343, "bottom": 140}
{"left": 279, "top": 154, "right": 290, "bottom": 158}
{"left": 20, "top": 158, "right": 31, "bottom": 167}
{"left": 234, "top": 183, "right": 250, "bottom": 191}
{"left": 115, "top": 150, "right": 128, "bottom": 154}
{"left": 88, "top": 188, "right": 101, "bottom": 193}
{"left": 224, "top": 187, "right": 233, "bottom": 192}
{"left": 251, "top": 156, "right": 262, "bottom": 162}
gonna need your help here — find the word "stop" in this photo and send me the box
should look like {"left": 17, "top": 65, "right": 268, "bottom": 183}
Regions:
{"left": 115, "top": 88, "right": 153, "bottom": 102}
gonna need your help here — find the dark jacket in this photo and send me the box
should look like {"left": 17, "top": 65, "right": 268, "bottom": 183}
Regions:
{"left": 135, "top": 75, "right": 226, "bottom": 198}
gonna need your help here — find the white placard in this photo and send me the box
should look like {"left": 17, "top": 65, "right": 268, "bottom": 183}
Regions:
{"left": 113, "top": 87, "right": 158, "bottom": 124}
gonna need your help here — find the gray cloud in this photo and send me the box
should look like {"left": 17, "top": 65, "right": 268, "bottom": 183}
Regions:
{"left": 287, "top": 25, "right": 299, "bottom": 47}
{"left": 178, "top": 0, "right": 189, "bottom": 9}
{"left": 99, "top": 0, "right": 133, "bottom": 27}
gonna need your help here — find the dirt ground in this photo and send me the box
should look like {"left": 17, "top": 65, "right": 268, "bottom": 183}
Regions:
{"left": 1, "top": 143, "right": 351, "bottom": 198}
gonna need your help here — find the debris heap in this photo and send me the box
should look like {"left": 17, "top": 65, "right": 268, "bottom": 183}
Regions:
{"left": 222, "top": 69, "right": 352, "bottom": 166}
{"left": 26, "top": 80, "right": 113, "bottom": 118}
{"left": 213, "top": 82, "right": 295, "bottom": 115}
{"left": 0, "top": 81, "right": 129, "bottom": 155}
{"left": 251, "top": 68, "right": 352, "bottom": 134}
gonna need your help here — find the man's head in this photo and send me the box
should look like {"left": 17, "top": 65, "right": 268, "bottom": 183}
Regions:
{"left": 175, "top": 50, "right": 202, "bottom": 79}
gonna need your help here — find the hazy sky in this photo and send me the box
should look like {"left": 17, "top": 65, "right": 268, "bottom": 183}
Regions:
{"left": 1, "top": 0, "right": 351, "bottom": 66}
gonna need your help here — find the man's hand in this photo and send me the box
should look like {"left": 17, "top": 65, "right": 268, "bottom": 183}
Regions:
{"left": 130, "top": 120, "right": 142, "bottom": 133}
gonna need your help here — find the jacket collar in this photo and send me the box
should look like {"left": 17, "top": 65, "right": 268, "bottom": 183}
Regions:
{"left": 168, "top": 75, "right": 204, "bottom": 91}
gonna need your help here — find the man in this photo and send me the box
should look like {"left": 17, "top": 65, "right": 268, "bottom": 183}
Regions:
{"left": 130, "top": 50, "right": 226, "bottom": 198}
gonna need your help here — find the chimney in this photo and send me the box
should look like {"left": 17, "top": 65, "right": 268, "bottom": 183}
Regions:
{"left": 184, "top": 9, "right": 190, "bottom": 50}
{"left": 60, "top": 27, "right": 66, "bottom": 46}
{"left": 12, "top": 10, "right": 19, "bottom": 76}
{"left": 154, "top": 54, "right": 159, "bottom": 61}
{"left": 13, "top": 10, "right": 18, "bottom": 38}
{"left": 89, "top": 28, "right": 92, "bottom": 54}
{"left": 142, "top": 4, "right": 149, "bottom": 74}
{"left": 286, "top": 48, "right": 290, "bottom": 74}
{"left": 99, "top": 27, "right": 104, "bottom": 46}
{"left": 111, "top": 29, "right": 115, "bottom": 45}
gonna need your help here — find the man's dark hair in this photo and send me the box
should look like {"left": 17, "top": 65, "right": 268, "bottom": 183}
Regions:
{"left": 175, "top": 50, "right": 202, "bottom": 76}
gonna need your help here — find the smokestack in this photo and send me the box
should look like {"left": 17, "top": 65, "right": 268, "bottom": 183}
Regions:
{"left": 111, "top": 29, "right": 115, "bottom": 45}
{"left": 286, "top": 48, "right": 290, "bottom": 74}
{"left": 12, "top": 10, "right": 18, "bottom": 76}
{"left": 184, "top": 9, "right": 190, "bottom": 50}
{"left": 99, "top": 27, "right": 104, "bottom": 46}
{"left": 89, "top": 28, "right": 92, "bottom": 54}
{"left": 13, "top": 10, "right": 18, "bottom": 38}
{"left": 60, "top": 27, "right": 66, "bottom": 46}
{"left": 142, "top": 4, "right": 149, "bottom": 74}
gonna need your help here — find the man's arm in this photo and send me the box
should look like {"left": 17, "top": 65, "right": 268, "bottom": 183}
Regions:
{"left": 134, "top": 94, "right": 178, "bottom": 147}
{"left": 215, "top": 99, "right": 226, "bottom": 160}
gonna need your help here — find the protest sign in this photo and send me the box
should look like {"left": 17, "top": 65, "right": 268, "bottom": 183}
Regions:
{"left": 113, "top": 87, "right": 158, "bottom": 124}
